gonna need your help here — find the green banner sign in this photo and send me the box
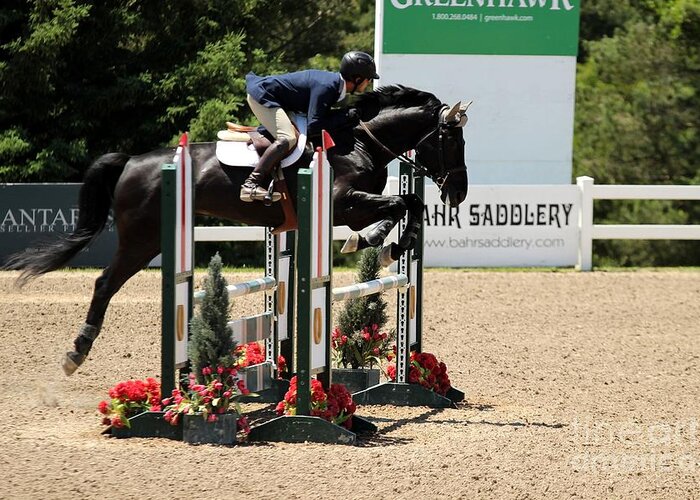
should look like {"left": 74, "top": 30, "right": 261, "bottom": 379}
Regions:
{"left": 382, "top": 0, "right": 580, "bottom": 56}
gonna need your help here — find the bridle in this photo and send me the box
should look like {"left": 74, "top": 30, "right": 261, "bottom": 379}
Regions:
{"left": 358, "top": 104, "right": 465, "bottom": 190}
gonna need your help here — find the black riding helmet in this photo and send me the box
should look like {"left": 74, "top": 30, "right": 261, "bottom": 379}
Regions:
{"left": 340, "top": 51, "right": 380, "bottom": 82}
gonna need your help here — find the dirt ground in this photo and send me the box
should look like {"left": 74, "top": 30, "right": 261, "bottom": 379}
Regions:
{"left": 0, "top": 269, "right": 699, "bottom": 499}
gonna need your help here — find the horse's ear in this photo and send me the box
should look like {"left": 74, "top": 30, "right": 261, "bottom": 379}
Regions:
{"left": 456, "top": 100, "right": 473, "bottom": 128}
{"left": 441, "top": 102, "right": 462, "bottom": 125}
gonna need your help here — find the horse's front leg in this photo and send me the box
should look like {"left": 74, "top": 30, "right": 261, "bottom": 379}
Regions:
{"left": 337, "top": 190, "right": 415, "bottom": 266}
{"left": 375, "top": 193, "right": 424, "bottom": 266}
{"left": 396, "top": 192, "right": 424, "bottom": 252}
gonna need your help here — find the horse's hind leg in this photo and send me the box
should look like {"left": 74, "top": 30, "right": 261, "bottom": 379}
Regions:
{"left": 63, "top": 245, "right": 158, "bottom": 375}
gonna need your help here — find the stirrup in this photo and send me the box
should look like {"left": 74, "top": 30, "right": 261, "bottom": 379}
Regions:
{"left": 240, "top": 185, "right": 282, "bottom": 203}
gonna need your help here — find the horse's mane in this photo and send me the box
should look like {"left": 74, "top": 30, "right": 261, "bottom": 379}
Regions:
{"left": 354, "top": 85, "right": 441, "bottom": 119}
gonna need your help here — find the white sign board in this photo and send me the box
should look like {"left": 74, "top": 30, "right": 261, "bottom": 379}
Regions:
{"left": 422, "top": 184, "right": 579, "bottom": 266}
{"left": 375, "top": 0, "right": 580, "bottom": 185}
{"left": 379, "top": 54, "right": 576, "bottom": 184}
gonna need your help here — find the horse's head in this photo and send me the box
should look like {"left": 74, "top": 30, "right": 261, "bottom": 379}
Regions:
{"left": 413, "top": 100, "right": 470, "bottom": 206}
{"left": 354, "top": 86, "right": 470, "bottom": 206}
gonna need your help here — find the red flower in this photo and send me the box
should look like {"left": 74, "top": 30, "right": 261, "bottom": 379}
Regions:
{"left": 416, "top": 353, "right": 437, "bottom": 371}
{"left": 234, "top": 342, "right": 264, "bottom": 368}
{"left": 99, "top": 378, "right": 162, "bottom": 427}
{"left": 238, "top": 416, "right": 251, "bottom": 434}
{"left": 277, "top": 377, "right": 356, "bottom": 429}
{"left": 387, "top": 351, "right": 453, "bottom": 395}
{"left": 97, "top": 400, "right": 109, "bottom": 415}
{"left": 277, "top": 355, "right": 287, "bottom": 373}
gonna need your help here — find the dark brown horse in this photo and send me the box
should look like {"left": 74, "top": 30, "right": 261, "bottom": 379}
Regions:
{"left": 3, "top": 86, "right": 469, "bottom": 375}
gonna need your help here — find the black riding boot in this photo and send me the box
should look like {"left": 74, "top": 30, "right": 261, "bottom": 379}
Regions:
{"left": 240, "top": 139, "right": 290, "bottom": 203}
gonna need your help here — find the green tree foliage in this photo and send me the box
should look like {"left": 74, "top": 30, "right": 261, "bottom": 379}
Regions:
{"left": 338, "top": 0, "right": 375, "bottom": 55}
{"left": 188, "top": 253, "right": 235, "bottom": 381}
{"left": 336, "top": 247, "right": 389, "bottom": 338}
{"left": 574, "top": 0, "right": 700, "bottom": 265}
{"left": 577, "top": 0, "right": 645, "bottom": 62}
{"left": 0, "top": 0, "right": 365, "bottom": 182}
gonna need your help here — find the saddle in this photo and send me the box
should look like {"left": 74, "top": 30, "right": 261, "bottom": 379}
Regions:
{"left": 215, "top": 114, "right": 307, "bottom": 168}
{"left": 216, "top": 117, "right": 307, "bottom": 234}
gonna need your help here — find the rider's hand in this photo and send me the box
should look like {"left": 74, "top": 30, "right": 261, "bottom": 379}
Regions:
{"left": 346, "top": 107, "right": 361, "bottom": 126}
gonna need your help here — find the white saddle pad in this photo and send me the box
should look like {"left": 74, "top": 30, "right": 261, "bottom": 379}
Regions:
{"left": 215, "top": 114, "right": 307, "bottom": 168}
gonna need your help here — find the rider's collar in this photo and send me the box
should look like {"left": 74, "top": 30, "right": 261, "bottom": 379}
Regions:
{"left": 337, "top": 73, "right": 347, "bottom": 102}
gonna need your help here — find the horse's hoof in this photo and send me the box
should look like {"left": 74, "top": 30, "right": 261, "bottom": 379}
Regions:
{"left": 341, "top": 233, "right": 360, "bottom": 254}
{"left": 62, "top": 351, "right": 85, "bottom": 376}
{"left": 379, "top": 245, "right": 395, "bottom": 267}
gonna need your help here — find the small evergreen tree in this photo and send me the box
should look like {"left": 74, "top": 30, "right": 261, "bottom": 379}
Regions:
{"left": 333, "top": 247, "right": 396, "bottom": 368}
{"left": 188, "top": 253, "right": 235, "bottom": 382}
{"left": 336, "top": 247, "right": 388, "bottom": 336}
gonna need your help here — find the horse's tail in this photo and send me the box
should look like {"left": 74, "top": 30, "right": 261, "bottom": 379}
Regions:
{"left": 2, "top": 153, "right": 130, "bottom": 284}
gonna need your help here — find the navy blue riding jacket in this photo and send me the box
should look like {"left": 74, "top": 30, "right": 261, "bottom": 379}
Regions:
{"left": 246, "top": 70, "right": 349, "bottom": 137}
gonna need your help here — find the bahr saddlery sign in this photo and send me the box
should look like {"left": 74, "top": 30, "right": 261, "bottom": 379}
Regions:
{"left": 382, "top": 0, "right": 580, "bottom": 56}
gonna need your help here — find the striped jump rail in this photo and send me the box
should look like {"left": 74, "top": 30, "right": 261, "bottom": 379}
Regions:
{"left": 331, "top": 274, "right": 408, "bottom": 302}
{"left": 192, "top": 276, "right": 277, "bottom": 304}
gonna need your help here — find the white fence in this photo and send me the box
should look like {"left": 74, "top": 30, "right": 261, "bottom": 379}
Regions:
{"left": 577, "top": 176, "right": 700, "bottom": 271}
{"left": 194, "top": 225, "right": 355, "bottom": 242}
{"left": 189, "top": 177, "right": 700, "bottom": 271}
{"left": 192, "top": 178, "right": 402, "bottom": 245}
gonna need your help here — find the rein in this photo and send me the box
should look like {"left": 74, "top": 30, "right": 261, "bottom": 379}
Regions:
{"left": 359, "top": 121, "right": 428, "bottom": 172}
{"left": 358, "top": 105, "right": 461, "bottom": 189}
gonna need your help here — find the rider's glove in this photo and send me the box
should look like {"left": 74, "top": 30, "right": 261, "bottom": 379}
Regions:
{"left": 346, "top": 107, "right": 361, "bottom": 126}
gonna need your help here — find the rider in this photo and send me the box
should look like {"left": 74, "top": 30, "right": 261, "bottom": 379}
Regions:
{"left": 240, "top": 51, "right": 380, "bottom": 202}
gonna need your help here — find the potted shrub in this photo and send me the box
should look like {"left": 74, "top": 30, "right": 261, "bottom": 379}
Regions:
{"left": 332, "top": 248, "right": 394, "bottom": 393}
{"left": 331, "top": 324, "right": 393, "bottom": 393}
{"left": 162, "top": 367, "right": 250, "bottom": 444}
{"left": 161, "top": 253, "right": 250, "bottom": 444}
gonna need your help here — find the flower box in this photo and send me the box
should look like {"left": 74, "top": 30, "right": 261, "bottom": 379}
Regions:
{"left": 182, "top": 413, "right": 237, "bottom": 445}
{"left": 331, "top": 368, "right": 380, "bottom": 394}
